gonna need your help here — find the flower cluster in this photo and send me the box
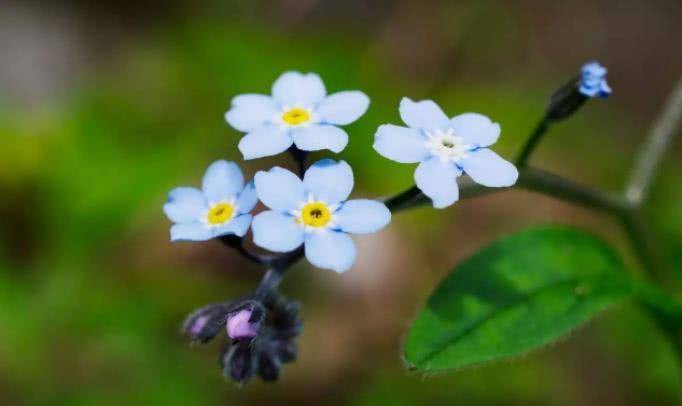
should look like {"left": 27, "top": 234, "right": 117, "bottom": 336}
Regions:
{"left": 166, "top": 72, "right": 387, "bottom": 273}
{"left": 183, "top": 292, "right": 302, "bottom": 384}
{"left": 164, "top": 68, "right": 537, "bottom": 383}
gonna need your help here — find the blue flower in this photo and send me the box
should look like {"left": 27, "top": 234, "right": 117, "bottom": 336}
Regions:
{"left": 225, "top": 71, "right": 370, "bottom": 160}
{"left": 251, "top": 159, "right": 391, "bottom": 273}
{"left": 163, "top": 160, "right": 258, "bottom": 241}
{"left": 579, "top": 61, "right": 611, "bottom": 98}
{"left": 374, "top": 98, "right": 518, "bottom": 209}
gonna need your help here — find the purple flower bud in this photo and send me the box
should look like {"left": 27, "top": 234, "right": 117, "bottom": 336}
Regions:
{"left": 223, "top": 341, "right": 256, "bottom": 384}
{"left": 227, "top": 309, "right": 260, "bottom": 340}
{"left": 189, "top": 316, "right": 208, "bottom": 335}
{"left": 187, "top": 292, "right": 302, "bottom": 384}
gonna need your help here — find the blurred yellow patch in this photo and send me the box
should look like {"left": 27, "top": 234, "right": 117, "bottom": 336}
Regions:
{"left": 282, "top": 108, "right": 310, "bottom": 126}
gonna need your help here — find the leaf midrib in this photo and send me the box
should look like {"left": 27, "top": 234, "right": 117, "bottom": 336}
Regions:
{"left": 411, "top": 277, "right": 582, "bottom": 368}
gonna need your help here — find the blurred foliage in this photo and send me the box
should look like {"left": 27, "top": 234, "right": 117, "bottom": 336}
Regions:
{"left": 0, "top": 14, "right": 681, "bottom": 406}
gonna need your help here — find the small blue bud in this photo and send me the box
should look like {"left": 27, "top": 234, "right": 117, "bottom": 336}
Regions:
{"left": 546, "top": 61, "right": 612, "bottom": 122}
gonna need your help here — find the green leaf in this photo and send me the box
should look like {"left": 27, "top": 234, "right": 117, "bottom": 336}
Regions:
{"left": 404, "top": 226, "right": 631, "bottom": 372}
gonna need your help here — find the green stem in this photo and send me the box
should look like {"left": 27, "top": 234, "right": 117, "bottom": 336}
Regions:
{"left": 388, "top": 167, "right": 631, "bottom": 215}
{"left": 620, "top": 210, "right": 674, "bottom": 287}
{"left": 515, "top": 117, "right": 549, "bottom": 167}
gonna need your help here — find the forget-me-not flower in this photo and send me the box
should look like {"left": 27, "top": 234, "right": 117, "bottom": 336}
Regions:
{"left": 579, "top": 61, "right": 611, "bottom": 98}
{"left": 251, "top": 159, "right": 391, "bottom": 273}
{"left": 164, "top": 160, "right": 258, "bottom": 241}
{"left": 374, "top": 98, "right": 518, "bottom": 209}
{"left": 225, "top": 71, "right": 370, "bottom": 160}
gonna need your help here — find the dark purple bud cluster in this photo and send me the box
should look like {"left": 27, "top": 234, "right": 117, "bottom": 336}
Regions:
{"left": 183, "top": 291, "right": 302, "bottom": 384}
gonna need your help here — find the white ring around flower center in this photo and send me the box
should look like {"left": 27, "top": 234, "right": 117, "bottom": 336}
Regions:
{"left": 424, "top": 128, "right": 473, "bottom": 162}
{"left": 290, "top": 195, "right": 339, "bottom": 232}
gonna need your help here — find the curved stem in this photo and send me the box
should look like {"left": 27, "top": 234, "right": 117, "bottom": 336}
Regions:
{"left": 620, "top": 209, "right": 674, "bottom": 286}
{"left": 383, "top": 185, "right": 422, "bottom": 211}
{"left": 219, "top": 235, "right": 302, "bottom": 269}
{"left": 383, "top": 167, "right": 679, "bottom": 290}
{"left": 219, "top": 235, "right": 271, "bottom": 265}
{"left": 515, "top": 117, "right": 550, "bottom": 167}
{"left": 625, "top": 77, "right": 682, "bottom": 205}
{"left": 386, "top": 166, "right": 631, "bottom": 215}
{"left": 517, "top": 167, "right": 632, "bottom": 213}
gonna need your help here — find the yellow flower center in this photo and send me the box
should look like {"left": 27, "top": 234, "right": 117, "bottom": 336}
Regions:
{"left": 282, "top": 108, "right": 311, "bottom": 125}
{"left": 299, "top": 202, "right": 332, "bottom": 228}
{"left": 207, "top": 203, "right": 235, "bottom": 225}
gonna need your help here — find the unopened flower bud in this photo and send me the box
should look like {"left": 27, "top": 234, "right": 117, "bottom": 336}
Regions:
{"left": 223, "top": 341, "right": 256, "bottom": 384}
{"left": 227, "top": 308, "right": 260, "bottom": 340}
{"left": 546, "top": 61, "right": 611, "bottom": 122}
{"left": 257, "top": 349, "right": 281, "bottom": 381}
{"left": 578, "top": 61, "right": 611, "bottom": 98}
{"left": 186, "top": 291, "right": 302, "bottom": 384}
{"left": 183, "top": 302, "right": 233, "bottom": 343}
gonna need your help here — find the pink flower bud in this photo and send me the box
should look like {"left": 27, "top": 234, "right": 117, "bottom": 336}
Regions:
{"left": 227, "top": 309, "right": 259, "bottom": 340}
{"left": 189, "top": 316, "right": 209, "bottom": 335}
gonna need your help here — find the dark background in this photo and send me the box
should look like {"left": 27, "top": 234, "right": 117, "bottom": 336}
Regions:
{"left": 1, "top": 1, "right": 681, "bottom": 404}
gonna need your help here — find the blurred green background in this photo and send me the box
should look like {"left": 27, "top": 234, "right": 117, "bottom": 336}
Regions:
{"left": 1, "top": 1, "right": 681, "bottom": 404}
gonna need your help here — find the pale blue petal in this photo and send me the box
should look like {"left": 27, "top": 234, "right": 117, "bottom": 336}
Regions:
{"left": 254, "top": 167, "right": 304, "bottom": 211}
{"left": 336, "top": 199, "right": 391, "bottom": 234}
{"left": 236, "top": 181, "right": 258, "bottom": 214}
{"left": 272, "top": 71, "right": 326, "bottom": 106}
{"left": 211, "top": 214, "right": 252, "bottom": 238}
{"left": 170, "top": 222, "right": 212, "bottom": 242}
{"left": 291, "top": 125, "right": 348, "bottom": 153}
{"left": 373, "top": 124, "right": 429, "bottom": 163}
{"left": 399, "top": 97, "right": 449, "bottom": 130}
{"left": 202, "top": 160, "right": 244, "bottom": 202}
{"left": 304, "top": 231, "right": 356, "bottom": 273}
{"left": 414, "top": 157, "right": 461, "bottom": 209}
{"left": 582, "top": 61, "right": 607, "bottom": 77}
{"left": 599, "top": 81, "right": 612, "bottom": 97}
{"left": 461, "top": 148, "right": 518, "bottom": 187}
{"left": 163, "top": 187, "right": 207, "bottom": 223}
{"left": 449, "top": 113, "right": 500, "bottom": 147}
{"left": 252, "top": 211, "right": 304, "bottom": 252}
{"left": 316, "top": 91, "right": 370, "bottom": 125}
{"left": 238, "top": 125, "right": 293, "bottom": 160}
{"left": 303, "top": 159, "right": 353, "bottom": 204}
{"left": 224, "top": 94, "right": 278, "bottom": 132}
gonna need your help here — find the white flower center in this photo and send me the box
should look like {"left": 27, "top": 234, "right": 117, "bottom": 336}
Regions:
{"left": 424, "top": 128, "right": 472, "bottom": 162}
